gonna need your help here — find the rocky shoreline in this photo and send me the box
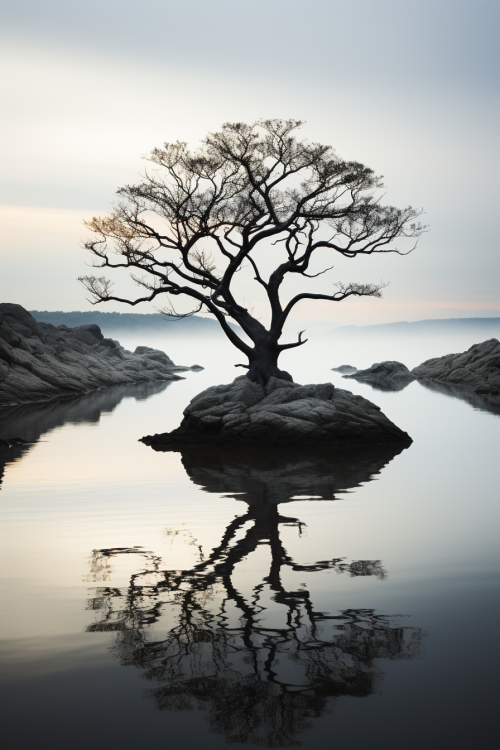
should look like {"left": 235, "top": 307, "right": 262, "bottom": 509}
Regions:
{"left": 335, "top": 339, "right": 500, "bottom": 395}
{"left": 411, "top": 338, "right": 500, "bottom": 394}
{"left": 0, "top": 303, "right": 201, "bottom": 407}
{"left": 3, "top": 301, "right": 497, "bottom": 447}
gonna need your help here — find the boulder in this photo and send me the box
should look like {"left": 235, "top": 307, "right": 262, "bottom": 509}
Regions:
{"left": 0, "top": 303, "right": 202, "bottom": 406}
{"left": 412, "top": 339, "right": 500, "bottom": 394}
{"left": 134, "top": 345, "right": 174, "bottom": 366}
{"left": 342, "top": 361, "right": 415, "bottom": 391}
{"left": 142, "top": 375, "right": 412, "bottom": 447}
{"left": 331, "top": 365, "right": 357, "bottom": 374}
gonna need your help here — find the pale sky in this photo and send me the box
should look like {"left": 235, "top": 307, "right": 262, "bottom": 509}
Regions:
{"left": 1, "top": 0, "right": 499, "bottom": 325}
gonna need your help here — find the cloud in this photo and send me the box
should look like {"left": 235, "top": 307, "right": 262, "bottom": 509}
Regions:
{"left": 1, "top": 0, "right": 498, "bottom": 319}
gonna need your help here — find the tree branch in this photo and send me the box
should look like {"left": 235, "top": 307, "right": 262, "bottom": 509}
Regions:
{"left": 79, "top": 119, "right": 425, "bottom": 379}
{"left": 278, "top": 330, "right": 308, "bottom": 352}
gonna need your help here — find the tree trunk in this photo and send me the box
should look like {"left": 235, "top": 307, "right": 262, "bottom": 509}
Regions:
{"left": 244, "top": 338, "right": 293, "bottom": 386}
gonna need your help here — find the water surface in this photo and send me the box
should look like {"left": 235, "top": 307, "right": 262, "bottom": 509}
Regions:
{"left": 0, "top": 335, "right": 498, "bottom": 748}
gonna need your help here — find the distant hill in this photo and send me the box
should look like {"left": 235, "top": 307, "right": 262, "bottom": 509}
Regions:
{"left": 29, "top": 309, "right": 236, "bottom": 335}
{"left": 28, "top": 311, "right": 500, "bottom": 339}
{"left": 330, "top": 318, "right": 500, "bottom": 335}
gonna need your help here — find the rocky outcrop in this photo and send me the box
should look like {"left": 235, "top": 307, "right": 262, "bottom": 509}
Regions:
{"left": 412, "top": 339, "right": 500, "bottom": 395}
{"left": 342, "top": 361, "right": 415, "bottom": 391}
{"left": 142, "top": 375, "right": 412, "bottom": 447}
{"left": 331, "top": 365, "right": 357, "bottom": 374}
{"left": 0, "top": 303, "right": 201, "bottom": 406}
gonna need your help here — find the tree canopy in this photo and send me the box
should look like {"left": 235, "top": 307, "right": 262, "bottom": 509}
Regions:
{"left": 80, "top": 119, "right": 424, "bottom": 383}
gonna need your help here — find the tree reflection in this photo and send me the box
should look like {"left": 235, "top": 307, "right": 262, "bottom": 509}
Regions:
{"left": 86, "top": 445, "right": 423, "bottom": 747}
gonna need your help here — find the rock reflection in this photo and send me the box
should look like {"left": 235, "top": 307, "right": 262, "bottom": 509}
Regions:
{"left": 86, "top": 445, "right": 423, "bottom": 747}
{"left": 175, "top": 443, "right": 408, "bottom": 504}
{"left": 417, "top": 379, "right": 500, "bottom": 416}
{"left": 360, "top": 380, "right": 413, "bottom": 393}
{"left": 0, "top": 382, "right": 172, "bottom": 488}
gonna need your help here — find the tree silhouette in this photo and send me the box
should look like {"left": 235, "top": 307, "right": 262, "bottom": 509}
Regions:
{"left": 86, "top": 446, "right": 424, "bottom": 746}
{"left": 80, "top": 120, "right": 424, "bottom": 384}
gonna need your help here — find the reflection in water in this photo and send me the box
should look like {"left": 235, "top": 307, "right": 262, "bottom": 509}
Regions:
{"left": 86, "top": 446, "right": 424, "bottom": 747}
{"left": 175, "top": 443, "right": 408, "bottom": 503}
{"left": 418, "top": 379, "right": 500, "bottom": 416}
{"left": 0, "top": 382, "right": 172, "bottom": 488}
{"left": 360, "top": 380, "right": 413, "bottom": 393}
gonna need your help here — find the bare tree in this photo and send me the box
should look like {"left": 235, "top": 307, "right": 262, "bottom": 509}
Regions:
{"left": 80, "top": 119, "right": 424, "bottom": 384}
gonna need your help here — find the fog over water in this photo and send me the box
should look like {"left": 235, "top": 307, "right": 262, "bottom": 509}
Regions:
{"left": 0, "top": 327, "right": 498, "bottom": 748}
{"left": 113, "top": 318, "right": 500, "bottom": 389}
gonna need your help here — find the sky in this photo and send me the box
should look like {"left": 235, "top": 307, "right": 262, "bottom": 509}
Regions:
{"left": 1, "top": 0, "right": 499, "bottom": 326}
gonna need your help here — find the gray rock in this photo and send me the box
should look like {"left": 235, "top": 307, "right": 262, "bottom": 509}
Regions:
{"left": 412, "top": 339, "right": 500, "bottom": 394}
{"left": 342, "top": 361, "right": 415, "bottom": 391}
{"left": 98, "top": 337, "right": 119, "bottom": 350}
{"left": 69, "top": 325, "right": 104, "bottom": 346}
{"left": 331, "top": 365, "right": 357, "bottom": 374}
{"left": 134, "top": 345, "right": 175, "bottom": 366}
{"left": 142, "top": 375, "right": 412, "bottom": 447}
{"left": 0, "top": 303, "right": 200, "bottom": 406}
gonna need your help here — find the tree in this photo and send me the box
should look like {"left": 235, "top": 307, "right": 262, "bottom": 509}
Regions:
{"left": 80, "top": 119, "right": 424, "bottom": 384}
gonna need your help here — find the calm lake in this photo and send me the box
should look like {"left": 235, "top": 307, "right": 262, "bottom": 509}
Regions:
{"left": 1, "top": 328, "right": 498, "bottom": 749}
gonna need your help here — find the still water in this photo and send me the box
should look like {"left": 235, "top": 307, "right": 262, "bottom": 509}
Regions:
{"left": 0, "top": 332, "right": 498, "bottom": 749}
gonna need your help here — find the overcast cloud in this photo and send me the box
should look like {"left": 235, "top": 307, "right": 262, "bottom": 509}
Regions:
{"left": 1, "top": 0, "right": 498, "bottom": 323}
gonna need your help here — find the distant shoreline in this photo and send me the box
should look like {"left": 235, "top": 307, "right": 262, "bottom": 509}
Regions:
{"left": 331, "top": 317, "right": 500, "bottom": 334}
{"left": 29, "top": 310, "right": 500, "bottom": 336}
{"left": 29, "top": 309, "right": 234, "bottom": 334}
